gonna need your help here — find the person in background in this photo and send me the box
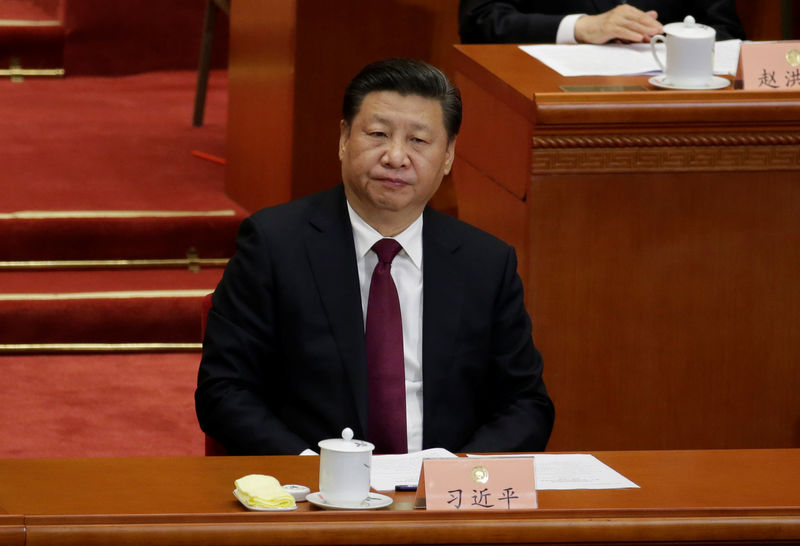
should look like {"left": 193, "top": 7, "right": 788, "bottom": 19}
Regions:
{"left": 459, "top": 0, "right": 745, "bottom": 44}
{"left": 195, "top": 58, "right": 555, "bottom": 456}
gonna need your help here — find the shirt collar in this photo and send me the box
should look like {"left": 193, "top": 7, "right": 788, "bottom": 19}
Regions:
{"left": 346, "top": 201, "right": 423, "bottom": 270}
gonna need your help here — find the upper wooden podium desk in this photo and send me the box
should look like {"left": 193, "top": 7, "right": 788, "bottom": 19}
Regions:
{"left": 451, "top": 44, "right": 800, "bottom": 453}
{"left": 0, "top": 449, "right": 799, "bottom": 545}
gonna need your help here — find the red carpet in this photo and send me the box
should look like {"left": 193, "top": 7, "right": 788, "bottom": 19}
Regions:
{"left": 1, "top": 4, "right": 237, "bottom": 459}
{"left": 2, "top": 71, "right": 230, "bottom": 211}
{"left": 1, "top": 69, "right": 238, "bottom": 353}
{"left": 1, "top": 70, "right": 245, "bottom": 260}
{"left": 0, "top": 352, "right": 204, "bottom": 458}
{"left": 0, "top": 71, "right": 237, "bottom": 457}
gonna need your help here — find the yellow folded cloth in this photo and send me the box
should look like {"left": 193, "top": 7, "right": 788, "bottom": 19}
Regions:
{"left": 234, "top": 474, "right": 296, "bottom": 509}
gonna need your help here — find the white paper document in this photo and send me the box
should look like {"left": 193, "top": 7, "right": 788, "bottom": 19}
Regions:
{"left": 467, "top": 453, "right": 639, "bottom": 490}
{"left": 519, "top": 40, "right": 741, "bottom": 77}
{"left": 370, "top": 448, "right": 457, "bottom": 491}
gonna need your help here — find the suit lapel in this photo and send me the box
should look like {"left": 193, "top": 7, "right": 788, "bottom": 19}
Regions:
{"left": 304, "top": 186, "right": 369, "bottom": 436}
{"left": 421, "top": 208, "right": 465, "bottom": 447}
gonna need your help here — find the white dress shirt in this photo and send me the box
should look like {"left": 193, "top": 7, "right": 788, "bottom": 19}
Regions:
{"left": 347, "top": 201, "right": 424, "bottom": 453}
{"left": 556, "top": 13, "right": 586, "bottom": 44}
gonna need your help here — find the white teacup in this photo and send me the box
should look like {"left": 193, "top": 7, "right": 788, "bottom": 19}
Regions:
{"left": 650, "top": 15, "right": 716, "bottom": 87}
{"left": 318, "top": 427, "right": 374, "bottom": 506}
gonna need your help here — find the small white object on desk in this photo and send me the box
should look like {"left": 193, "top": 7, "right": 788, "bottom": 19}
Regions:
{"left": 306, "top": 491, "right": 394, "bottom": 510}
{"left": 649, "top": 74, "right": 731, "bottom": 90}
{"left": 282, "top": 484, "right": 311, "bottom": 502}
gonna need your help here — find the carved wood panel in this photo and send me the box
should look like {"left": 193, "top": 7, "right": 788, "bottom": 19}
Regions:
{"left": 532, "top": 133, "right": 800, "bottom": 173}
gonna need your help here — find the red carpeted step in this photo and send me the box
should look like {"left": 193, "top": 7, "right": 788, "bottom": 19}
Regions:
{"left": 0, "top": 70, "right": 244, "bottom": 260}
{"left": 2, "top": 213, "right": 242, "bottom": 260}
{"left": 0, "top": 351, "right": 204, "bottom": 458}
{"left": 0, "top": 0, "right": 64, "bottom": 69}
{"left": 0, "top": 267, "right": 224, "bottom": 346}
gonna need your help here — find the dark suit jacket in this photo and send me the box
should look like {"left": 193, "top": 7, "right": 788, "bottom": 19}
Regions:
{"left": 459, "top": 0, "right": 745, "bottom": 43}
{"left": 195, "top": 185, "right": 554, "bottom": 455}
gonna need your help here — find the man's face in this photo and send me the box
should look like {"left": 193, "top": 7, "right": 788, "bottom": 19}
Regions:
{"left": 339, "top": 91, "right": 455, "bottom": 233}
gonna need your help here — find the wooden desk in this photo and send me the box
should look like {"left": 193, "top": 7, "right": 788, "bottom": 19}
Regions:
{"left": 0, "top": 450, "right": 798, "bottom": 545}
{"left": 451, "top": 44, "right": 800, "bottom": 452}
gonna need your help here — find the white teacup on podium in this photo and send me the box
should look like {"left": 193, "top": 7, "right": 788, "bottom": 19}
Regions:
{"left": 317, "top": 427, "right": 374, "bottom": 507}
{"left": 650, "top": 15, "right": 716, "bottom": 88}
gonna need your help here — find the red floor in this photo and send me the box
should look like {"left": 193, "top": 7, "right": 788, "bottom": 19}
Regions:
{"left": 0, "top": 352, "right": 205, "bottom": 458}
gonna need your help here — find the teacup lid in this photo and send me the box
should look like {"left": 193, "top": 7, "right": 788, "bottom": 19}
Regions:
{"left": 318, "top": 427, "right": 374, "bottom": 453}
{"left": 663, "top": 15, "right": 715, "bottom": 39}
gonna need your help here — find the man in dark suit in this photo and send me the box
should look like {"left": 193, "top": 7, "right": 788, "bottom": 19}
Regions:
{"left": 459, "top": 0, "right": 745, "bottom": 44}
{"left": 195, "top": 59, "right": 554, "bottom": 455}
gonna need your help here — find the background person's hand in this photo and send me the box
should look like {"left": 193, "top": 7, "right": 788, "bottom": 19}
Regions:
{"left": 574, "top": 4, "right": 662, "bottom": 44}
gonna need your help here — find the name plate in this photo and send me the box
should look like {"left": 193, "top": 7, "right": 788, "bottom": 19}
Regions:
{"left": 415, "top": 457, "right": 537, "bottom": 511}
{"left": 738, "top": 41, "right": 800, "bottom": 90}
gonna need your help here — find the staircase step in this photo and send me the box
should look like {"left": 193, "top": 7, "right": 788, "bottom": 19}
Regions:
{"left": 1, "top": 70, "right": 242, "bottom": 260}
{"left": 0, "top": 0, "right": 64, "bottom": 70}
{"left": 0, "top": 267, "right": 223, "bottom": 348}
{"left": 0, "top": 0, "right": 61, "bottom": 20}
{"left": 1, "top": 211, "right": 242, "bottom": 260}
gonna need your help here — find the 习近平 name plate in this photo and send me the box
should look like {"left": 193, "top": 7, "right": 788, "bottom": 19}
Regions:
{"left": 414, "top": 457, "right": 537, "bottom": 511}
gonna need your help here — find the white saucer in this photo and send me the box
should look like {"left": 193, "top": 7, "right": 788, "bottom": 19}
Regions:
{"left": 306, "top": 491, "right": 393, "bottom": 510}
{"left": 233, "top": 489, "right": 298, "bottom": 511}
{"left": 649, "top": 75, "right": 730, "bottom": 90}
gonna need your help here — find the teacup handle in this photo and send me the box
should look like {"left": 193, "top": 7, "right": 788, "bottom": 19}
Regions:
{"left": 650, "top": 34, "right": 666, "bottom": 72}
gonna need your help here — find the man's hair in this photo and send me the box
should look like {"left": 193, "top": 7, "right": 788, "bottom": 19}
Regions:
{"left": 342, "top": 58, "right": 462, "bottom": 141}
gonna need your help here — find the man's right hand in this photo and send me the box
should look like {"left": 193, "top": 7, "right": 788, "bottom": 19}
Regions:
{"left": 574, "top": 4, "right": 662, "bottom": 44}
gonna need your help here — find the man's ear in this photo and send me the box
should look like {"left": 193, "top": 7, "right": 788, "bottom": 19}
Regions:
{"left": 339, "top": 120, "right": 350, "bottom": 161}
{"left": 443, "top": 137, "right": 457, "bottom": 175}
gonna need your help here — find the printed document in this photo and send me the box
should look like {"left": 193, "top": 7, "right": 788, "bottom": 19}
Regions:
{"left": 468, "top": 453, "right": 639, "bottom": 490}
{"left": 519, "top": 40, "right": 741, "bottom": 77}
{"left": 371, "top": 450, "right": 638, "bottom": 491}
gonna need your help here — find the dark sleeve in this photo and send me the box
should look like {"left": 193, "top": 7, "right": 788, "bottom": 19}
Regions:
{"left": 195, "top": 216, "right": 311, "bottom": 455}
{"left": 458, "top": 245, "right": 555, "bottom": 453}
{"left": 459, "top": 0, "right": 565, "bottom": 44}
{"left": 692, "top": 0, "right": 745, "bottom": 40}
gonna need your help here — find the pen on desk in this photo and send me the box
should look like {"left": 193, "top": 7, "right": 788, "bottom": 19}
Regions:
{"left": 395, "top": 484, "right": 417, "bottom": 492}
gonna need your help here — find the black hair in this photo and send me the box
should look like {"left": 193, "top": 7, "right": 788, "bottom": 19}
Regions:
{"left": 342, "top": 58, "right": 462, "bottom": 141}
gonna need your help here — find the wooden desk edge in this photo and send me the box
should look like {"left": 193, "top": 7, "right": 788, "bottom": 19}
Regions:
{"left": 23, "top": 513, "right": 800, "bottom": 545}
{"left": 0, "top": 518, "right": 24, "bottom": 546}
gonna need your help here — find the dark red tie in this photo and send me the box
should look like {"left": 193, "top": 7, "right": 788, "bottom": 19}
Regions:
{"left": 366, "top": 238, "right": 407, "bottom": 454}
